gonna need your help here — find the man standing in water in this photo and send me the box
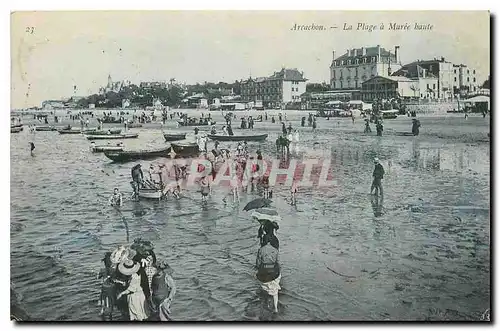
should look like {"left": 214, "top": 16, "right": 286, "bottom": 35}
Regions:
{"left": 131, "top": 164, "right": 144, "bottom": 201}
{"left": 28, "top": 125, "right": 36, "bottom": 156}
{"left": 370, "top": 158, "right": 385, "bottom": 196}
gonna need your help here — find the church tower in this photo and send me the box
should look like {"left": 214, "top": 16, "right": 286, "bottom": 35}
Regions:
{"left": 107, "top": 74, "right": 113, "bottom": 88}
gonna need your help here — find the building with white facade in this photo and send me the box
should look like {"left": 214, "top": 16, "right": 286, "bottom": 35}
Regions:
{"left": 240, "top": 68, "right": 307, "bottom": 108}
{"left": 361, "top": 74, "right": 439, "bottom": 102}
{"left": 330, "top": 45, "right": 402, "bottom": 90}
{"left": 453, "top": 64, "right": 478, "bottom": 94}
{"left": 392, "top": 58, "right": 454, "bottom": 100}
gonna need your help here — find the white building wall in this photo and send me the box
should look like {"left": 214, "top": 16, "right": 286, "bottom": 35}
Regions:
{"left": 331, "top": 62, "right": 401, "bottom": 90}
{"left": 282, "top": 81, "right": 293, "bottom": 103}
{"left": 438, "top": 62, "right": 454, "bottom": 99}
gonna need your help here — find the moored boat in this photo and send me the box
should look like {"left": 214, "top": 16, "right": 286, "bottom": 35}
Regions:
{"left": 11, "top": 127, "right": 23, "bottom": 133}
{"left": 177, "top": 120, "right": 216, "bottom": 127}
{"left": 171, "top": 141, "right": 200, "bottom": 156}
{"left": 207, "top": 133, "right": 268, "bottom": 142}
{"left": 163, "top": 133, "right": 186, "bottom": 142}
{"left": 127, "top": 123, "right": 143, "bottom": 128}
{"left": 91, "top": 145, "right": 125, "bottom": 153}
{"left": 86, "top": 133, "right": 139, "bottom": 140}
{"left": 84, "top": 129, "right": 122, "bottom": 135}
{"left": 35, "top": 126, "right": 56, "bottom": 131}
{"left": 11, "top": 124, "right": 23, "bottom": 129}
{"left": 58, "top": 128, "right": 82, "bottom": 134}
{"left": 103, "top": 146, "right": 172, "bottom": 162}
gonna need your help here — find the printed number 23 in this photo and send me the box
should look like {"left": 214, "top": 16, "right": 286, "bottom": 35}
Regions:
{"left": 26, "top": 27, "right": 34, "bottom": 34}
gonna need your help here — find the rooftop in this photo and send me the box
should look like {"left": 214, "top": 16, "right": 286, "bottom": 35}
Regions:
{"left": 243, "top": 68, "right": 307, "bottom": 83}
{"left": 392, "top": 63, "right": 438, "bottom": 79}
{"left": 334, "top": 46, "right": 395, "bottom": 61}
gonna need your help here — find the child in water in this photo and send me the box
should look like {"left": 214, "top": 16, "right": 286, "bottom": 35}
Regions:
{"left": 200, "top": 176, "right": 210, "bottom": 203}
{"left": 109, "top": 188, "right": 123, "bottom": 207}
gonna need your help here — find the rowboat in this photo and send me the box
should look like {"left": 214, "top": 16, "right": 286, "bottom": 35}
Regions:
{"left": 103, "top": 146, "right": 171, "bottom": 162}
{"left": 177, "top": 121, "right": 216, "bottom": 127}
{"left": 84, "top": 129, "right": 122, "bottom": 135}
{"left": 102, "top": 117, "right": 121, "bottom": 124}
{"left": 58, "top": 129, "right": 82, "bottom": 134}
{"left": 207, "top": 133, "right": 268, "bottom": 142}
{"left": 127, "top": 123, "right": 143, "bottom": 128}
{"left": 171, "top": 141, "right": 200, "bottom": 155}
{"left": 163, "top": 133, "right": 186, "bottom": 142}
{"left": 86, "top": 133, "right": 139, "bottom": 140}
{"left": 35, "top": 126, "right": 56, "bottom": 131}
{"left": 11, "top": 124, "right": 23, "bottom": 129}
{"left": 91, "top": 145, "right": 124, "bottom": 153}
{"left": 11, "top": 127, "right": 23, "bottom": 133}
{"left": 138, "top": 188, "right": 166, "bottom": 200}
{"left": 395, "top": 132, "right": 414, "bottom": 136}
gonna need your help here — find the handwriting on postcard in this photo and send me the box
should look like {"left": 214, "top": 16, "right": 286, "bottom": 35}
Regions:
{"left": 290, "top": 22, "right": 433, "bottom": 32}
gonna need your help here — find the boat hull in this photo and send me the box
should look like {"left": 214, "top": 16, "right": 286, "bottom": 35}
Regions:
{"left": 58, "top": 129, "right": 82, "bottom": 134}
{"left": 207, "top": 134, "right": 268, "bottom": 142}
{"left": 171, "top": 142, "right": 200, "bottom": 156}
{"left": 104, "top": 147, "right": 171, "bottom": 162}
{"left": 86, "top": 134, "right": 138, "bottom": 140}
{"left": 177, "top": 121, "right": 216, "bottom": 127}
{"left": 163, "top": 133, "right": 186, "bottom": 142}
{"left": 11, "top": 127, "right": 23, "bottom": 133}
{"left": 84, "top": 129, "right": 122, "bottom": 135}
{"left": 92, "top": 146, "right": 124, "bottom": 153}
{"left": 128, "top": 123, "right": 143, "bottom": 128}
{"left": 35, "top": 126, "right": 56, "bottom": 131}
{"left": 138, "top": 188, "right": 164, "bottom": 199}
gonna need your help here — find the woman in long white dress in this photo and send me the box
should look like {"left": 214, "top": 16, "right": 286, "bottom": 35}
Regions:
{"left": 117, "top": 259, "right": 150, "bottom": 321}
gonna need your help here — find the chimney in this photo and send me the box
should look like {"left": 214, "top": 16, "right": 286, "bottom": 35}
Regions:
{"left": 394, "top": 46, "right": 400, "bottom": 63}
{"left": 332, "top": 50, "right": 336, "bottom": 60}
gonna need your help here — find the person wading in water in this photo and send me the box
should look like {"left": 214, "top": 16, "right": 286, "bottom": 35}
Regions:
{"left": 131, "top": 164, "right": 144, "bottom": 201}
{"left": 255, "top": 233, "right": 281, "bottom": 313}
{"left": 109, "top": 188, "right": 123, "bottom": 207}
{"left": 150, "top": 261, "right": 176, "bottom": 321}
{"left": 370, "top": 158, "right": 385, "bottom": 196}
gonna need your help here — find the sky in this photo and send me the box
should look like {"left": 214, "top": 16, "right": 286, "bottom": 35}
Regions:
{"left": 11, "top": 11, "right": 490, "bottom": 108}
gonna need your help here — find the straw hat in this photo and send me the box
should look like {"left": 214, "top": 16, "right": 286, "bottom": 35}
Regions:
{"left": 118, "top": 259, "right": 140, "bottom": 276}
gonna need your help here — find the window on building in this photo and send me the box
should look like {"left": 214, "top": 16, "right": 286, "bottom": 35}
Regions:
{"left": 467, "top": 69, "right": 470, "bottom": 74}
{"left": 473, "top": 77, "right": 476, "bottom": 83}
{"left": 454, "top": 77, "right": 457, "bottom": 82}
{"left": 427, "top": 84, "right": 429, "bottom": 90}
{"left": 473, "top": 70, "right": 476, "bottom": 74}
{"left": 454, "top": 69, "right": 457, "bottom": 74}
{"left": 467, "top": 77, "right": 470, "bottom": 82}
{"left": 433, "top": 84, "right": 436, "bottom": 89}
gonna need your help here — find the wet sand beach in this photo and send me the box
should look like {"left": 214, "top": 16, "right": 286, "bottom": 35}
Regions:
{"left": 11, "top": 110, "right": 490, "bottom": 321}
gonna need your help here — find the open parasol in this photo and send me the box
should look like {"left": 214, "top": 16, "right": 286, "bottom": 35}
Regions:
{"left": 251, "top": 207, "right": 282, "bottom": 224}
{"left": 243, "top": 198, "right": 272, "bottom": 211}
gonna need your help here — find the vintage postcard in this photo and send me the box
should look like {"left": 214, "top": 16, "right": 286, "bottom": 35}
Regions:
{"left": 10, "top": 11, "right": 490, "bottom": 322}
